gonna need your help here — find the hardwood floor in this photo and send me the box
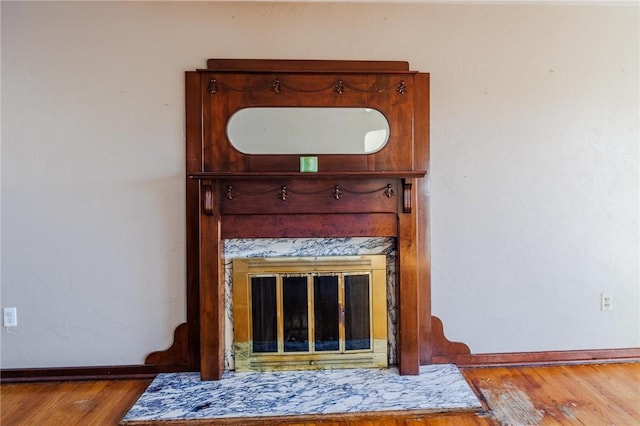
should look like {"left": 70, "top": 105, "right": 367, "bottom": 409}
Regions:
{"left": 463, "top": 363, "right": 640, "bottom": 425}
{"left": 1, "top": 379, "right": 151, "bottom": 426}
{"left": 1, "top": 363, "right": 638, "bottom": 425}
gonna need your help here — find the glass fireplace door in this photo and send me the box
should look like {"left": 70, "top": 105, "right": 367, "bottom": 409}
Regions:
{"left": 313, "top": 275, "right": 339, "bottom": 352}
{"left": 249, "top": 272, "right": 372, "bottom": 356}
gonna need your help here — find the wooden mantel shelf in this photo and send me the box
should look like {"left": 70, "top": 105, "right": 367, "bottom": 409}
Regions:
{"left": 188, "top": 171, "right": 427, "bottom": 180}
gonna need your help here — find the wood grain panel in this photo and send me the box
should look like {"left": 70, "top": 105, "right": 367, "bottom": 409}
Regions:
{"left": 365, "top": 74, "right": 414, "bottom": 172}
{"left": 397, "top": 177, "right": 420, "bottom": 375}
{"left": 205, "top": 59, "right": 411, "bottom": 73}
{"left": 221, "top": 213, "right": 398, "bottom": 239}
{"left": 414, "top": 73, "right": 431, "bottom": 364}
{"left": 184, "top": 72, "right": 203, "bottom": 370}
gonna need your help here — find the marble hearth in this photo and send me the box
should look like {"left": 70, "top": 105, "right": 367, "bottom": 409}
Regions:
{"left": 122, "top": 365, "right": 482, "bottom": 423}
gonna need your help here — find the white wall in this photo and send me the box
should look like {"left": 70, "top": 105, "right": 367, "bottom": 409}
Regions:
{"left": 1, "top": 1, "right": 638, "bottom": 368}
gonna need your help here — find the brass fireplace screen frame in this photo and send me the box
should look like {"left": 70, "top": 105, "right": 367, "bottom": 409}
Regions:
{"left": 233, "top": 256, "right": 388, "bottom": 372}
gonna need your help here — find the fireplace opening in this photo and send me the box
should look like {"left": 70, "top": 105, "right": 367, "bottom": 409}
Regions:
{"left": 233, "top": 255, "right": 388, "bottom": 372}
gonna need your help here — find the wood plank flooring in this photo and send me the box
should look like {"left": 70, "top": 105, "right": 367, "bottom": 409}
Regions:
{"left": 1, "top": 379, "right": 149, "bottom": 425}
{"left": 1, "top": 362, "right": 638, "bottom": 425}
{"left": 464, "top": 363, "right": 640, "bottom": 425}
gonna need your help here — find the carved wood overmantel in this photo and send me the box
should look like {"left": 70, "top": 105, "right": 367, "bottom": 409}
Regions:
{"left": 145, "top": 59, "right": 471, "bottom": 380}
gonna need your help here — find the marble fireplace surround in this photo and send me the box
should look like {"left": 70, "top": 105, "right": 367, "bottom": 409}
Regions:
{"left": 223, "top": 237, "right": 397, "bottom": 371}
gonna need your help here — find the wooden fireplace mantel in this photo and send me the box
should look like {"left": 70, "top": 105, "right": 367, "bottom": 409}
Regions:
{"left": 148, "top": 59, "right": 441, "bottom": 380}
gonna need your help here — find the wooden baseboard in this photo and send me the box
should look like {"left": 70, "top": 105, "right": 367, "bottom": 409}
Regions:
{"left": 3, "top": 313, "right": 637, "bottom": 382}
{"left": 1, "top": 322, "right": 196, "bottom": 383}
{"left": 428, "top": 315, "right": 640, "bottom": 367}
{"left": 3, "top": 349, "right": 637, "bottom": 383}
{"left": 434, "top": 347, "right": 640, "bottom": 367}
{"left": 0, "top": 364, "right": 192, "bottom": 383}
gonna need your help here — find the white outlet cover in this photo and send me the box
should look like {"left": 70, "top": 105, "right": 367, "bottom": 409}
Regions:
{"left": 3, "top": 307, "right": 17, "bottom": 327}
{"left": 601, "top": 293, "right": 613, "bottom": 311}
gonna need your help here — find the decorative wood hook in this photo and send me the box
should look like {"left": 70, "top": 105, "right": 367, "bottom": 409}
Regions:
{"left": 224, "top": 185, "right": 234, "bottom": 200}
{"left": 278, "top": 185, "right": 288, "bottom": 201}
{"left": 272, "top": 79, "right": 283, "bottom": 94}
{"left": 396, "top": 80, "right": 407, "bottom": 95}
{"left": 332, "top": 185, "right": 343, "bottom": 200}
{"left": 207, "top": 79, "right": 218, "bottom": 94}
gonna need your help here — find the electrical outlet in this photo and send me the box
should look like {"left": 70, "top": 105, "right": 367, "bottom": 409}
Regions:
{"left": 3, "top": 307, "right": 18, "bottom": 327}
{"left": 601, "top": 293, "right": 613, "bottom": 311}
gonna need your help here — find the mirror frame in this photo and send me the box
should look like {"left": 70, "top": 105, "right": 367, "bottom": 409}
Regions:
{"left": 199, "top": 70, "right": 423, "bottom": 174}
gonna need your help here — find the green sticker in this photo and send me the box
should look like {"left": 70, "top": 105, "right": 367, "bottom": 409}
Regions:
{"left": 300, "top": 156, "right": 318, "bottom": 172}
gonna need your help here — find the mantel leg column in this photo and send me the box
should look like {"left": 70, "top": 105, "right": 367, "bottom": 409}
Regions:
{"left": 397, "top": 178, "right": 420, "bottom": 375}
{"left": 199, "top": 181, "right": 225, "bottom": 380}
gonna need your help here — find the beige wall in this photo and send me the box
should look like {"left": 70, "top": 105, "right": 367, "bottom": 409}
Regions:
{"left": 1, "top": 1, "right": 638, "bottom": 368}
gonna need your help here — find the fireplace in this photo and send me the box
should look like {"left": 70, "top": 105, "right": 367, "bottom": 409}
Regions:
{"left": 222, "top": 237, "right": 397, "bottom": 371}
{"left": 145, "top": 59, "right": 441, "bottom": 380}
{"left": 232, "top": 255, "right": 388, "bottom": 371}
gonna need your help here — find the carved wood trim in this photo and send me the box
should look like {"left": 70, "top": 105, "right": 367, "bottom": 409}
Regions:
{"left": 218, "top": 180, "right": 399, "bottom": 216}
{"left": 430, "top": 316, "right": 472, "bottom": 358}
{"left": 402, "top": 180, "right": 412, "bottom": 214}
{"left": 207, "top": 77, "right": 407, "bottom": 95}
{"left": 144, "top": 323, "right": 190, "bottom": 367}
{"left": 203, "top": 184, "right": 214, "bottom": 215}
{"left": 220, "top": 183, "right": 395, "bottom": 200}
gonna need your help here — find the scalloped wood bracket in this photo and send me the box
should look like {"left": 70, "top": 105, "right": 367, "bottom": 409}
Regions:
{"left": 145, "top": 322, "right": 191, "bottom": 368}
{"left": 145, "top": 318, "right": 469, "bottom": 370}
{"left": 431, "top": 316, "right": 471, "bottom": 358}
